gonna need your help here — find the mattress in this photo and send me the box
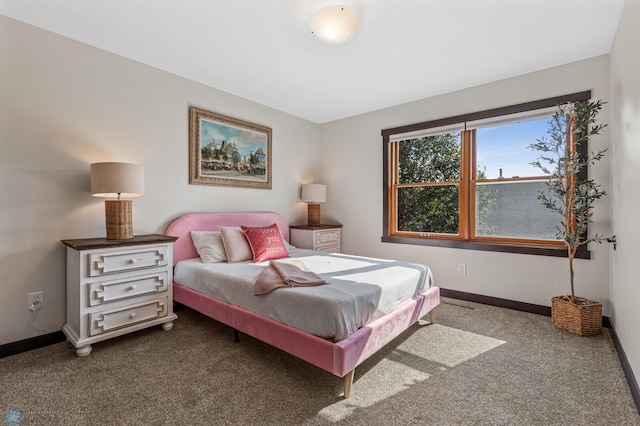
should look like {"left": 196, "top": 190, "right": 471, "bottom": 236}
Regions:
{"left": 174, "top": 248, "right": 433, "bottom": 341}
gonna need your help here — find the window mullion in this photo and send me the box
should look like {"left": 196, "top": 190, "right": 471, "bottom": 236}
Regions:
{"left": 460, "top": 130, "right": 472, "bottom": 239}
{"left": 469, "top": 129, "right": 477, "bottom": 239}
{"left": 389, "top": 142, "right": 398, "bottom": 234}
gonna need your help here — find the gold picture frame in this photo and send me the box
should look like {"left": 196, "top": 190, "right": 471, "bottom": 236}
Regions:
{"left": 189, "top": 106, "right": 272, "bottom": 189}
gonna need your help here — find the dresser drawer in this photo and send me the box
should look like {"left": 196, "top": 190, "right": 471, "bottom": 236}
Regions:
{"left": 89, "top": 246, "right": 168, "bottom": 277}
{"left": 316, "top": 230, "right": 340, "bottom": 245}
{"left": 317, "top": 244, "right": 340, "bottom": 253}
{"left": 89, "top": 296, "right": 169, "bottom": 336}
{"left": 88, "top": 272, "right": 169, "bottom": 307}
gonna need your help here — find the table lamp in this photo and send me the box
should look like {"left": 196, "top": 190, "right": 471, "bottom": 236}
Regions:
{"left": 91, "top": 162, "right": 144, "bottom": 239}
{"left": 301, "top": 184, "right": 327, "bottom": 226}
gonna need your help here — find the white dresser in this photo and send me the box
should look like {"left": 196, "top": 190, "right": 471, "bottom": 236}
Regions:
{"left": 61, "top": 234, "right": 178, "bottom": 356}
{"left": 290, "top": 224, "right": 342, "bottom": 253}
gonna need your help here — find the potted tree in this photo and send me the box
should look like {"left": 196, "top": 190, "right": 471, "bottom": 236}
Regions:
{"left": 529, "top": 99, "right": 609, "bottom": 336}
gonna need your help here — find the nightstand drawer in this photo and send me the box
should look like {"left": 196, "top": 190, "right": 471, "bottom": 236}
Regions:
{"left": 89, "top": 296, "right": 169, "bottom": 336}
{"left": 88, "top": 272, "right": 169, "bottom": 306}
{"left": 316, "top": 230, "right": 339, "bottom": 245}
{"left": 317, "top": 244, "right": 340, "bottom": 253}
{"left": 89, "top": 246, "right": 168, "bottom": 276}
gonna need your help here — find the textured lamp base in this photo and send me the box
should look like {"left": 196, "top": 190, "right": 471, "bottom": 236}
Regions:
{"left": 105, "top": 200, "right": 134, "bottom": 239}
{"left": 307, "top": 203, "right": 321, "bottom": 226}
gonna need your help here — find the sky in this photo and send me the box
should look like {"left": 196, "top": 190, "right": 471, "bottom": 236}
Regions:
{"left": 475, "top": 116, "right": 552, "bottom": 179}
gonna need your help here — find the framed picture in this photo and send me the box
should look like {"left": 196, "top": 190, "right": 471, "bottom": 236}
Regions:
{"left": 189, "top": 106, "right": 272, "bottom": 189}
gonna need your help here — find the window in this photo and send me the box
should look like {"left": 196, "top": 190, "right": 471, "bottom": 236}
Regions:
{"left": 382, "top": 91, "right": 592, "bottom": 258}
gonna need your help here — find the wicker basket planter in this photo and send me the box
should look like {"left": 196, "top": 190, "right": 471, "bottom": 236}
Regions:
{"left": 551, "top": 295, "right": 602, "bottom": 336}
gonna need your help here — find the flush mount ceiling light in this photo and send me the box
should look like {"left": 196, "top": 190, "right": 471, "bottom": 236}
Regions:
{"left": 310, "top": 1, "right": 362, "bottom": 45}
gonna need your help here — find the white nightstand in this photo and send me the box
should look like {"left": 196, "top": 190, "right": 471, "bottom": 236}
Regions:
{"left": 61, "top": 234, "right": 178, "bottom": 357}
{"left": 290, "top": 224, "right": 342, "bottom": 253}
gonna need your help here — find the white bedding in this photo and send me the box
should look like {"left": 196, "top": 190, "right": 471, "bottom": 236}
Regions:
{"left": 174, "top": 248, "right": 433, "bottom": 341}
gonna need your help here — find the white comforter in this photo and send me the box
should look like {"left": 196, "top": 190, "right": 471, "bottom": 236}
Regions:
{"left": 174, "top": 248, "right": 433, "bottom": 341}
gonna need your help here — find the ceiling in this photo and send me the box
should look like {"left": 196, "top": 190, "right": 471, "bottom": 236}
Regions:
{"left": 0, "top": 0, "right": 625, "bottom": 124}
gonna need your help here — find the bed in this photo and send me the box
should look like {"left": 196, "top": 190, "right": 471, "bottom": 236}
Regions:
{"left": 166, "top": 212, "right": 440, "bottom": 398}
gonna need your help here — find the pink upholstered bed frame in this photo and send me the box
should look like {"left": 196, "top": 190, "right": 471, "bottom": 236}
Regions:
{"left": 166, "top": 212, "right": 440, "bottom": 398}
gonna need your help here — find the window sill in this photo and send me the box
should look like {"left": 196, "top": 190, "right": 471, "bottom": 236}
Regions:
{"left": 381, "top": 235, "right": 590, "bottom": 259}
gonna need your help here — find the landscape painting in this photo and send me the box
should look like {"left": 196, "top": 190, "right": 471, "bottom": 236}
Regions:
{"left": 189, "top": 106, "right": 272, "bottom": 189}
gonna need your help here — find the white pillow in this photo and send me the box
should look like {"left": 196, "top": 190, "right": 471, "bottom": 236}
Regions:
{"left": 190, "top": 231, "right": 227, "bottom": 263}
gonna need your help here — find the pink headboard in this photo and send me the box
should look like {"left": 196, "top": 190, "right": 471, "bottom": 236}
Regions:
{"left": 165, "top": 212, "right": 290, "bottom": 265}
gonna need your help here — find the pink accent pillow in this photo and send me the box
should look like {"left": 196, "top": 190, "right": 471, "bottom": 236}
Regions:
{"left": 219, "top": 226, "right": 253, "bottom": 263}
{"left": 241, "top": 223, "right": 289, "bottom": 263}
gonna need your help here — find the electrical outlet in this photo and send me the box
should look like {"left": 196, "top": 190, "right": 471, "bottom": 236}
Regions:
{"left": 457, "top": 264, "right": 467, "bottom": 275}
{"left": 28, "top": 291, "right": 43, "bottom": 311}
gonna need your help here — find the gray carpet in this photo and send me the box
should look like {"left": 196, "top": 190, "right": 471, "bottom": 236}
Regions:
{"left": 1, "top": 298, "right": 638, "bottom": 425}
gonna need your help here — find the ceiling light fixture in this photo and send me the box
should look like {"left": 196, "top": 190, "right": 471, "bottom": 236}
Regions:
{"left": 310, "top": 1, "right": 362, "bottom": 45}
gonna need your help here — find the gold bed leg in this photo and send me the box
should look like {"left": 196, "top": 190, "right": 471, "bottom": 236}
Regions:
{"left": 430, "top": 309, "right": 436, "bottom": 324}
{"left": 343, "top": 370, "right": 355, "bottom": 398}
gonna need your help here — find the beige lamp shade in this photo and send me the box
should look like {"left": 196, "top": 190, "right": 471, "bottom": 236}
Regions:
{"left": 91, "top": 162, "right": 144, "bottom": 198}
{"left": 90, "top": 162, "right": 144, "bottom": 240}
{"left": 301, "top": 184, "right": 327, "bottom": 203}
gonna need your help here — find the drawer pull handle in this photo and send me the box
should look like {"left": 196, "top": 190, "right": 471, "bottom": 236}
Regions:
{"left": 129, "top": 313, "right": 136, "bottom": 319}
{"left": 128, "top": 285, "right": 136, "bottom": 291}
{"left": 128, "top": 259, "right": 138, "bottom": 264}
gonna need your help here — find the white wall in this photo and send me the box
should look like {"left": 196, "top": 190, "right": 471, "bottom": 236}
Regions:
{"left": 320, "top": 56, "right": 612, "bottom": 311}
{"left": 610, "top": 0, "right": 640, "bottom": 390}
{"left": 0, "top": 16, "right": 320, "bottom": 345}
